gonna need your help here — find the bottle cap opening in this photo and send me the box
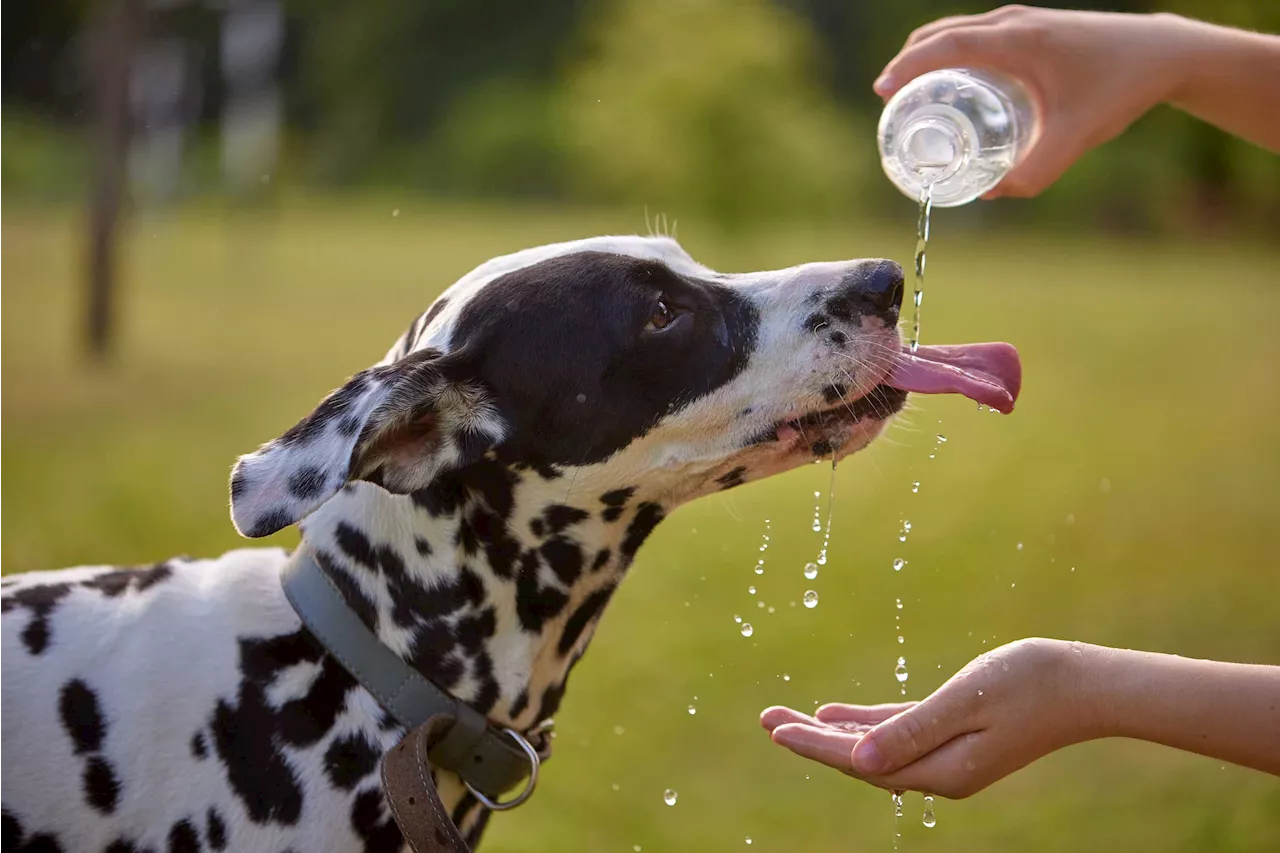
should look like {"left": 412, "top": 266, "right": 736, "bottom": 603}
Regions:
{"left": 900, "top": 119, "right": 964, "bottom": 182}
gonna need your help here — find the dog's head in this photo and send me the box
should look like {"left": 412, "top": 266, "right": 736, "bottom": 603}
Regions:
{"left": 230, "top": 236, "right": 1018, "bottom": 537}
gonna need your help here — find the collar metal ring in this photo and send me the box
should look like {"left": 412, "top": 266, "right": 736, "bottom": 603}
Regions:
{"left": 464, "top": 727, "right": 540, "bottom": 811}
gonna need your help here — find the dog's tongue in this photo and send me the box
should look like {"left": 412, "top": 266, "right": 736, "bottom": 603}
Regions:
{"left": 887, "top": 343, "right": 1022, "bottom": 413}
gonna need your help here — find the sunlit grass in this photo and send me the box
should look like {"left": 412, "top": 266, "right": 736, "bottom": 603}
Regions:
{"left": 4, "top": 200, "right": 1279, "bottom": 851}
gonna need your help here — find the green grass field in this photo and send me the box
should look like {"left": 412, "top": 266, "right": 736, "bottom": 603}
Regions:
{"left": 4, "top": 201, "right": 1279, "bottom": 851}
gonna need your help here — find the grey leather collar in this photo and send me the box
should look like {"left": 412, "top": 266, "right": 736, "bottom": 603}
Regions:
{"left": 280, "top": 547, "right": 536, "bottom": 798}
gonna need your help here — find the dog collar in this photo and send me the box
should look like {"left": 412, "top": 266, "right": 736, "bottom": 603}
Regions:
{"left": 280, "top": 548, "right": 544, "bottom": 807}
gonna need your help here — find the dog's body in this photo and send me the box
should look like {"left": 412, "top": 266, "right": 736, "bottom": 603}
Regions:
{"left": 3, "top": 236, "right": 915, "bottom": 851}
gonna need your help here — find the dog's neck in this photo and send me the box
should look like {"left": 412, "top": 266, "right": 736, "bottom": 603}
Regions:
{"left": 297, "top": 455, "right": 668, "bottom": 732}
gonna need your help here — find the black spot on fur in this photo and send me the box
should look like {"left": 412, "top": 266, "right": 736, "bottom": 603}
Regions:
{"left": 229, "top": 469, "right": 250, "bottom": 502}
{"left": 3, "top": 813, "right": 64, "bottom": 853}
{"left": 620, "top": 502, "right": 665, "bottom": 562}
{"left": 558, "top": 586, "right": 615, "bottom": 655}
{"left": 210, "top": 632, "right": 314, "bottom": 826}
{"left": 81, "top": 563, "right": 174, "bottom": 598}
{"left": 411, "top": 477, "right": 466, "bottom": 517}
{"left": 536, "top": 681, "right": 566, "bottom": 723}
{"left": 350, "top": 788, "right": 403, "bottom": 853}
{"left": 3, "top": 582, "right": 72, "bottom": 654}
{"left": 829, "top": 330, "right": 849, "bottom": 346}
{"left": 414, "top": 536, "right": 432, "bottom": 557}
{"left": 60, "top": 679, "right": 106, "bottom": 754}
{"left": 315, "top": 550, "right": 379, "bottom": 632}
{"left": 248, "top": 509, "right": 295, "bottom": 539}
{"left": 541, "top": 537, "right": 584, "bottom": 585}
{"left": 278, "top": 658, "right": 353, "bottom": 747}
{"left": 601, "top": 506, "right": 625, "bottom": 522}
{"left": 591, "top": 548, "right": 611, "bottom": 572}
{"left": 336, "top": 415, "right": 361, "bottom": 437}
{"left": 543, "top": 504, "right": 590, "bottom": 534}
{"left": 599, "top": 487, "right": 635, "bottom": 508}
{"left": 287, "top": 466, "right": 327, "bottom": 500}
{"left": 324, "top": 734, "right": 380, "bottom": 790}
{"left": 84, "top": 756, "right": 121, "bottom": 813}
{"left": 335, "top": 523, "right": 377, "bottom": 569}
{"left": 105, "top": 841, "right": 144, "bottom": 853}
{"left": 515, "top": 551, "right": 569, "bottom": 633}
{"left": 822, "top": 383, "right": 848, "bottom": 404}
{"left": 455, "top": 607, "right": 497, "bottom": 652}
{"left": 278, "top": 374, "right": 369, "bottom": 448}
{"left": 166, "top": 820, "right": 200, "bottom": 853}
{"left": 205, "top": 809, "right": 227, "bottom": 851}
{"left": 528, "top": 517, "right": 545, "bottom": 538}
{"left": 190, "top": 731, "right": 207, "bottom": 760}
{"left": 716, "top": 466, "right": 747, "bottom": 491}
{"left": 509, "top": 689, "right": 529, "bottom": 718}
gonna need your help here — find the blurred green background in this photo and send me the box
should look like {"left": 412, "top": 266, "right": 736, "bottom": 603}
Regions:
{"left": 4, "top": 1, "right": 1279, "bottom": 851}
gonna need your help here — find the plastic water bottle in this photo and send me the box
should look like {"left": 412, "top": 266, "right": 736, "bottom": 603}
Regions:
{"left": 878, "top": 69, "right": 1036, "bottom": 207}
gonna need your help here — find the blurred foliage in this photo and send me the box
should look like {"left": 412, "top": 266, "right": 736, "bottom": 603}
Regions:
{"left": 3, "top": 1, "right": 1279, "bottom": 231}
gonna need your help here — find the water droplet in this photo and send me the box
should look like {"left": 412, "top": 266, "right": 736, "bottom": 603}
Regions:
{"left": 898, "top": 533, "right": 907, "bottom": 542}
{"left": 895, "top": 657, "right": 909, "bottom": 683}
{"left": 1011, "top": 582, "right": 1016, "bottom": 589}
{"left": 803, "top": 590, "right": 819, "bottom": 608}
{"left": 757, "top": 601, "right": 765, "bottom": 609}
{"left": 754, "top": 564, "right": 765, "bottom": 576}
{"left": 741, "top": 623, "right": 754, "bottom": 637}
{"left": 613, "top": 725, "right": 626, "bottom": 735}
{"left": 748, "top": 585, "right": 757, "bottom": 595}
{"left": 892, "top": 791, "right": 904, "bottom": 818}
{"left": 746, "top": 838, "right": 753, "bottom": 846}
{"left": 911, "top": 480, "right": 920, "bottom": 494}
{"left": 928, "top": 453, "right": 936, "bottom": 459}
{"left": 782, "top": 673, "right": 791, "bottom": 682}
{"left": 687, "top": 705, "right": 697, "bottom": 715}
{"left": 734, "top": 615, "right": 742, "bottom": 623}
{"left": 803, "top": 562, "right": 818, "bottom": 580}
{"left": 977, "top": 689, "right": 984, "bottom": 696}
{"left": 922, "top": 795, "right": 936, "bottom": 828}
{"left": 896, "top": 598, "right": 903, "bottom": 610}
{"left": 1065, "top": 513, "right": 1076, "bottom": 525}
{"left": 612, "top": 783, "right": 621, "bottom": 791}
{"left": 903, "top": 520, "right": 912, "bottom": 532}
{"left": 816, "top": 554, "right": 827, "bottom": 566}
{"left": 892, "top": 558, "right": 906, "bottom": 572}
{"left": 1070, "top": 566, "right": 1076, "bottom": 573}
{"left": 897, "top": 635, "right": 904, "bottom": 644}
{"left": 1016, "top": 542, "right": 1024, "bottom": 551}
{"left": 575, "top": 393, "right": 587, "bottom": 404}
{"left": 936, "top": 435, "right": 947, "bottom": 443}
{"left": 1099, "top": 477, "right": 1112, "bottom": 494}
{"left": 392, "top": 208, "right": 400, "bottom": 217}
{"left": 767, "top": 606, "right": 776, "bottom": 614}
{"left": 663, "top": 789, "right": 678, "bottom": 806}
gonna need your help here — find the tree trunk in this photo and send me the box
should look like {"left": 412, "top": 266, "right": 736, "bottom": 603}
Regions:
{"left": 85, "top": 0, "right": 142, "bottom": 363}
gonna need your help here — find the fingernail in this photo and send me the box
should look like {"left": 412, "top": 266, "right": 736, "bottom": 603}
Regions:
{"left": 873, "top": 75, "right": 894, "bottom": 95}
{"left": 852, "top": 738, "right": 887, "bottom": 774}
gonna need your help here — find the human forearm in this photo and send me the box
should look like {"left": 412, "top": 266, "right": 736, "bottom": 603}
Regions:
{"left": 1162, "top": 14, "right": 1280, "bottom": 152}
{"left": 1081, "top": 642, "right": 1280, "bottom": 775}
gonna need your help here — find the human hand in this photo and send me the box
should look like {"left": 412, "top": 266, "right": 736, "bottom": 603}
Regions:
{"left": 760, "top": 638, "right": 1097, "bottom": 798}
{"left": 874, "top": 6, "right": 1199, "bottom": 198}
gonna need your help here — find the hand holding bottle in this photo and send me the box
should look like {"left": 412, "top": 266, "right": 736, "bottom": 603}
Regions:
{"left": 876, "top": 7, "right": 1280, "bottom": 200}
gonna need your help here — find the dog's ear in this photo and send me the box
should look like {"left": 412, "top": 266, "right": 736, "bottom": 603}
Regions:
{"left": 229, "top": 349, "right": 505, "bottom": 538}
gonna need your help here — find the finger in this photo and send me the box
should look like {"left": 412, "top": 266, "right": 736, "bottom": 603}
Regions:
{"left": 903, "top": 5, "right": 1030, "bottom": 49}
{"left": 860, "top": 731, "right": 990, "bottom": 799}
{"left": 815, "top": 702, "right": 917, "bottom": 726}
{"left": 760, "top": 705, "right": 822, "bottom": 733}
{"left": 875, "top": 25, "right": 1008, "bottom": 98}
{"left": 769, "top": 723, "right": 863, "bottom": 774}
{"left": 848, "top": 691, "right": 980, "bottom": 775}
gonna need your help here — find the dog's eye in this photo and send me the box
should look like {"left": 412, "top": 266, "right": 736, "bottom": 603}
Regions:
{"left": 646, "top": 299, "right": 675, "bottom": 332}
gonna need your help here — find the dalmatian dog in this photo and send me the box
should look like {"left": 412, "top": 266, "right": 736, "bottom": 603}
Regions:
{"left": 2, "top": 235, "right": 1020, "bottom": 851}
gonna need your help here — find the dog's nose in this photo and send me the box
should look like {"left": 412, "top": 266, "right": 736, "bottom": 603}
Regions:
{"left": 851, "top": 259, "right": 905, "bottom": 315}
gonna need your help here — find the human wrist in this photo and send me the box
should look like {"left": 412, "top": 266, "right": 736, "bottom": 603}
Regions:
{"left": 1054, "top": 640, "right": 1123, "bottom": 743}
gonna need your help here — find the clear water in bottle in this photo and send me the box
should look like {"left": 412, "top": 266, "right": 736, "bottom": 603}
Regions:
{"left": 878, "top": 68, "right": 1036, "bottom": 207}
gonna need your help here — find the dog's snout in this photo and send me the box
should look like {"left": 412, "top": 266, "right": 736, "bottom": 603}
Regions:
{"left": 854, "top": 260, "right": 905, "bottom": 315}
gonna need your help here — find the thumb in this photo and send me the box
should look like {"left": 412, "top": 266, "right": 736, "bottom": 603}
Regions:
{"left": 850, "top": 691, "right": 975, "bottom": 775}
